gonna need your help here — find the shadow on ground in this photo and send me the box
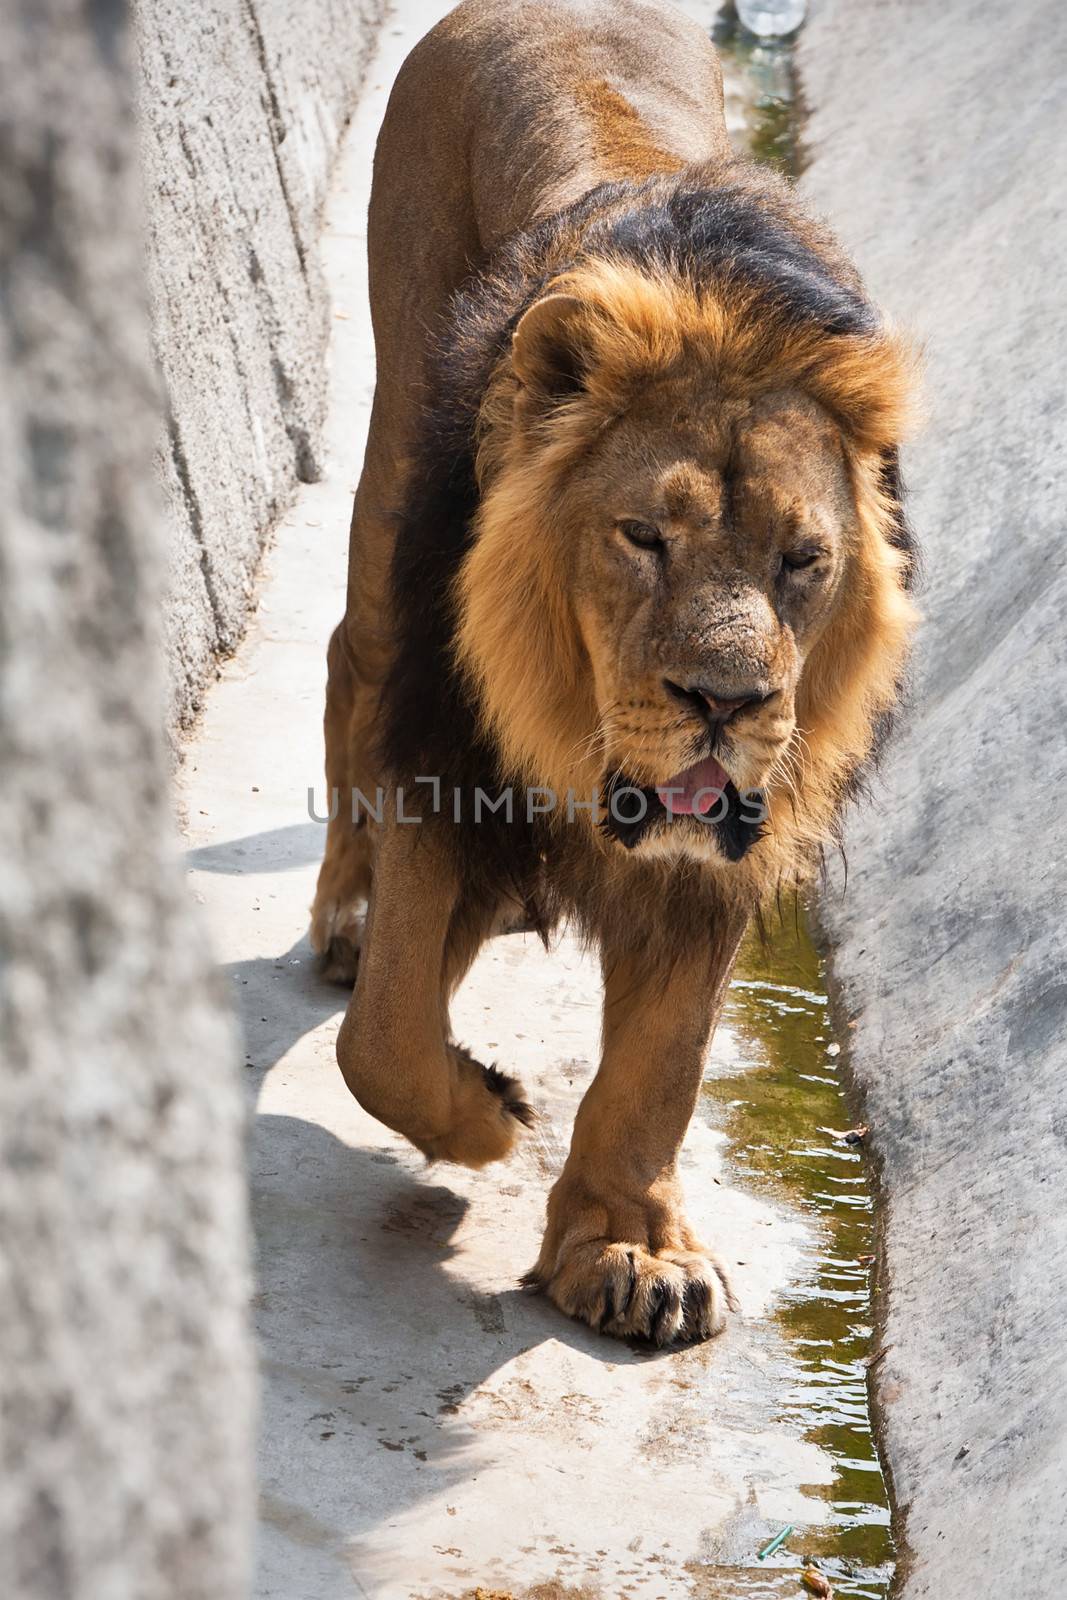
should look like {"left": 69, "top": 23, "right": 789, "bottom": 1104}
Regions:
{"left": 226, "top": 930, "right": 346, "bottom": 1080}
{"left": 251, "top": 1108, "right": 679, "bottom": 1595}
{"left": 187, "top": 820, "right": 327, "bottom": 874}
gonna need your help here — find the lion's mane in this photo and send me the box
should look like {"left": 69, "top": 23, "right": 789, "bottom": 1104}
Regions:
{"left": 380, "top": 161, "right": 919, "bottom": 927}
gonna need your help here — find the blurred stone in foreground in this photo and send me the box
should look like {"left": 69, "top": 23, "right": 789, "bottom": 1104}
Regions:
{"left": 0, "top": 4, "right": 253, "bottom": 1597}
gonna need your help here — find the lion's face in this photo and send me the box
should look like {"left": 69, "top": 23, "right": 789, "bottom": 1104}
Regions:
{"left": 566, "top": 382, "right": 852, "bottom": 845}
{"left": 456, "top": 265, "right": 916, "bottom": 878}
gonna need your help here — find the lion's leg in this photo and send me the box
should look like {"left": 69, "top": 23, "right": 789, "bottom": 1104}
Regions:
{"left": 335, "top": 815, "right": 533, "bottom": 1167}
{"left": 528, "top": 916, "right": 747, "bottom": 1345}
{"left": 310, "top": 403, "right": 403, "bottom": 983}
{"left": 309, "top": 619, "right": 380, "bottom": 982}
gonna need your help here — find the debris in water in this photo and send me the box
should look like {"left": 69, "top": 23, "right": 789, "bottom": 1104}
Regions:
{"left": 757, "top": 1524, "right": 794, "bottom": 1560}
{"left": 801, "top": 1565, "right": 834, "bottom": 1597}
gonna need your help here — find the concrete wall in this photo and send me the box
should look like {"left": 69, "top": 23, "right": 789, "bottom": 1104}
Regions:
{"left": 0, "top": 4, "right": 253, "bottom": 1596}
{"left": 800, "top": 3, "right": 1067, "bottom": 1594}
{"left": 135, "top": 0, "right": 384, "bottom": 728}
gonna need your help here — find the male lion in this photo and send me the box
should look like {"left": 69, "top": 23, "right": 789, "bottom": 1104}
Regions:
{"left": 312, "top": 0, "right": 918, "bottom": 1345}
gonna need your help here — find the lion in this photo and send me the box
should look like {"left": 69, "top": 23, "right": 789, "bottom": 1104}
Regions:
{"left": 310, "top": 0, "right": 918, "bottom": 1346}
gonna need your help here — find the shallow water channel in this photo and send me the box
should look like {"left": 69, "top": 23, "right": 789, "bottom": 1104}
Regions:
{"left": 701, "top": 913, "right": 894, "bottom": 1598}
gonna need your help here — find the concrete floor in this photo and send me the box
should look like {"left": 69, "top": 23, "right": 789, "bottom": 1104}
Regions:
{"left": 181, "top": 6, "right": 851, "bottom": 1596}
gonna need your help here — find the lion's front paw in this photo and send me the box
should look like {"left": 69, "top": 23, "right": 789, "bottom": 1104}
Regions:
{"left": 414, "top": 1049, "right": 534, "bottom": 1169}
{"left": 528, "top": 1238, "right": 732, "bottom": 1346}
{"left": 526, "top": 1175, "right": 738, "bottom": 1346}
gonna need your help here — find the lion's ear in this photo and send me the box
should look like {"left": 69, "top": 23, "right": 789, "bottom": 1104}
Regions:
{"left": 511, "top": 294, "right": 590, "bottom": 401}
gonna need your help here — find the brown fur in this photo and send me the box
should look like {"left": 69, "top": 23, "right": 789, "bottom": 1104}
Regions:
{"left": 312, "top": 0, "right": 919, "bottom": 1346}
{"left": 571, "top": 80, "right": 684, "bottom": 179}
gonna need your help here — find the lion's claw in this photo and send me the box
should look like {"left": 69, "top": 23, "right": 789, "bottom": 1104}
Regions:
{"left": 529, "top": 1239, "right": 733, "bottom": 1347}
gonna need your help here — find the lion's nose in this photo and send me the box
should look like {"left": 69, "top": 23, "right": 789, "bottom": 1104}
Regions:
{"left": 664, "top": 677, "right": 774, "bottom": 723}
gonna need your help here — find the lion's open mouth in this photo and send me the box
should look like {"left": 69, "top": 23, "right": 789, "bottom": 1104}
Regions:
{"left": 655, "top": 754, "right": 729, "bottom": 817}
{"left": 600, "top": 761, "right": 765, "bottom": 861}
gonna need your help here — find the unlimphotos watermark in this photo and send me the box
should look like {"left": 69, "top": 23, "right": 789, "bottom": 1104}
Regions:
{"left": 306, "top": 781, "right": 769, "bottom": 828}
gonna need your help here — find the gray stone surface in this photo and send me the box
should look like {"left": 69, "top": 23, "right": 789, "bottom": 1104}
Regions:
{"left": 800, "top": 2, "right": 1067, "bottom": 1592}
{"left": 135, "top": 0, "right": 384, "bottom": 729}
{"left": 0, "top": 3, "right": 254, "bottom": 1597}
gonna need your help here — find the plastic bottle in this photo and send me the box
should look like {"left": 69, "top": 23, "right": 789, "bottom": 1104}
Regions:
{"left": 735, "top": 0, "right": 806, "bottom": 38}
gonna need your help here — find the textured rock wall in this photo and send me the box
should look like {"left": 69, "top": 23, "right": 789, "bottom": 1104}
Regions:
{"left": 0, "top": 3, "right": 253, "bottom": 1596}
{"left": 800, "top": 2, "right": 1067, "bottom": 1593}
{"left": 135, "top": 0, "right": 384, "bottom": 728}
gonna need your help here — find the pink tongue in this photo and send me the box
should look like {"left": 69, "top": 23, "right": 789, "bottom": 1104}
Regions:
{"left": 656, "top": 755, "right": 729, "bottom": 817}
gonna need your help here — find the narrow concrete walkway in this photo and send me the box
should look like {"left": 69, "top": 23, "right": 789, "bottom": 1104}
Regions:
{"left": 180, "top": 6, "right": 845, "bottom": 1596}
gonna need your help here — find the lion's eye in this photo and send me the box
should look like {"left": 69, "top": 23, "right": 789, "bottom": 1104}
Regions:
{"left": 618, "top": 520, "right": 663, "bottom": 551}
{"left": 780, "top": 548, "right": 822, "bottom": 575}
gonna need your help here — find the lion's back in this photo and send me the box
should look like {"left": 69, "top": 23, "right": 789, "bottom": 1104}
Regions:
{"left": 369, "top": 0, "right": 729, "bottom": 321}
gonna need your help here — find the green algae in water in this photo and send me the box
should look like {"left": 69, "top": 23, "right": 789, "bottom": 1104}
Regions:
{"left": 704, "top": 910, "right": 894, "bottom": 1599}
{"left": 713, "top": 12, "right": 804, "bottom": 176}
